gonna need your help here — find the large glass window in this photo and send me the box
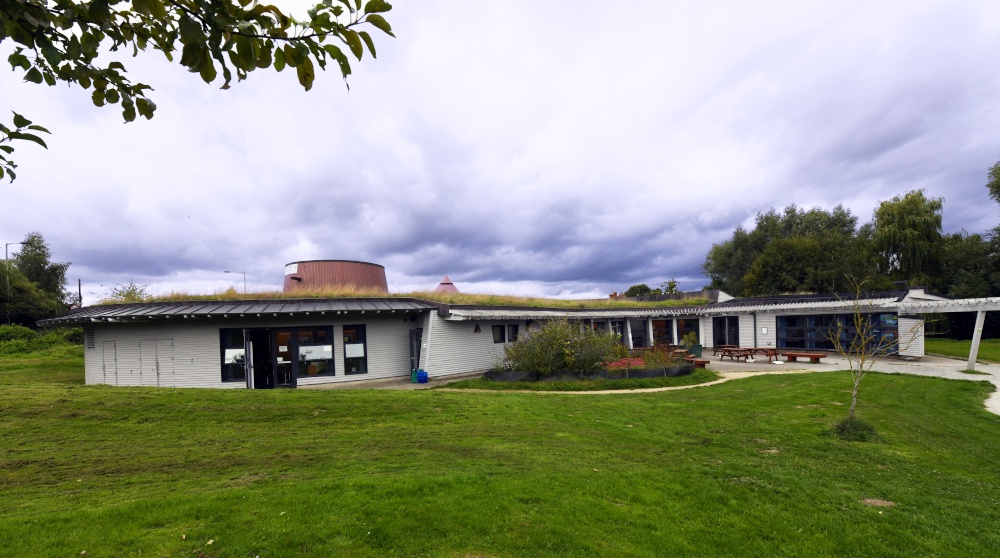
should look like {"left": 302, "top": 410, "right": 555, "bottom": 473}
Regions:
{"left": 344, "top": 325, "right": 368, "bottom": 374}
{"left": 220, "top": 329, "right": 246, "bottom": 382}
{"left": 776, "top": 313, "right": 898, "bottom": 353}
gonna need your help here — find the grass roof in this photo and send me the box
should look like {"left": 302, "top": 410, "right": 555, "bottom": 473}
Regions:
{"left": 98, "top": 286, "right": 709, "bottom": 309}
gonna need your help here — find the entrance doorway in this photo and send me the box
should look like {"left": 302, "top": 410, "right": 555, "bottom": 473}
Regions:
{"left": 409, "top": 328, "right": 423, "bottom": 371}
{"left": 713, "top": 316, "right": 739, "bottom": 347}
{"left": 246, "top": 329, "right": 274, "bottom": 389}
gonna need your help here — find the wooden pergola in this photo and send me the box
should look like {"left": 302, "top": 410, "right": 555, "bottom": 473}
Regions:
{"left": 896, "top": 297, "right": 1000, "bottom": 371}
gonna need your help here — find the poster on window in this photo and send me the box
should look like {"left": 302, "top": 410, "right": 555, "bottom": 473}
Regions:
{"left": 300, "top": 345, "right": 333, "bottom": 361}
{"left": 224, "top": 348, "right": 245, "bottom": 365}
{"left": 345, "top": 343, "right": 365, "bottom": 358}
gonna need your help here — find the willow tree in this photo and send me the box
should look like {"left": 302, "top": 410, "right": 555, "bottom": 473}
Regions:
{"left": 1, "top": 0, "right": 395, "bottom": 181}
{"left": 871, "top": 190, "right": 943, "bottom": 287}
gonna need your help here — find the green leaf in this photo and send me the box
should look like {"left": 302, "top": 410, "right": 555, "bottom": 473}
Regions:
{"left": 105, "top": 89, "right": 121, "bottom": 103}
{"left": 24, "top": 68, "right": 43, "bottom": 84}
{"left": 7, "top": 132, "right": 48, "bottom": 149}
{"left": 274, "top": 48, "right": 286, "bottom": 72}
{"left": 89, "top": 0, "right": 111, "bottom": 22}
{"left": 12, "top": 113, "right": 31, "bottom": 128}
{"left": 296, "top": 56, "right": 315, "bottom": 91}
{"left": 26, "top": 125, "right": 50, "bottom": 133}
{"left": 364, "top": 14, "right": 394, "bottom": 37}
{"left": 323, "top": 44, "right": 351, "bottom": 79}
{"left": 180, "top": 42, "right": 202, "bottom": 69}
{"left": 0, "top": 146, "right": 13, "bottom": 154}
{"left": 178, "top": 15, "right": 204, "bottom": 45}
{"left": 92, "top": 90, "right": 106, "bottom": 106}
{"left": 122, "top": 104, "right": 137, "bottom": 122}
{"left": 363, "top": 0, "right": 392, "bottom": 13}
{"left": 358, "top": 30, "right": 376, "bottom": 58}
{"left": 199, "top": 50, "right": 217, "bottom": 83}
{"left": 256, "top": 42, "right": 272, "bottom": 69}
{"left": 343, "top": 30, "right": 364, "bottom": 60}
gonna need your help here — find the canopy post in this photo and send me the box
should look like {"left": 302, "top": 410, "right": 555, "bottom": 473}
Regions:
{"left": 967, "top": 310, "right": 987, "bottom": 371}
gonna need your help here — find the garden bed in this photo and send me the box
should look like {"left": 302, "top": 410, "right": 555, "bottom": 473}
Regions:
{"left": 484, "top": 363, "right": 694, "bottom": 383}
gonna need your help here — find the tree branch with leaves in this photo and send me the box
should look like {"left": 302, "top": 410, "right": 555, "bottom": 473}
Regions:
{"left": 1, "top": 0, "right": 394, "bottom": 181}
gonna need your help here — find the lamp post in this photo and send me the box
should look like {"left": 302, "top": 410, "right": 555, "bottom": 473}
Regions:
{"left": 5, "top": 241, "right": 25, "bottom": 325}
{"left": 224, "top": 270, "right": 247, "bottom": 294}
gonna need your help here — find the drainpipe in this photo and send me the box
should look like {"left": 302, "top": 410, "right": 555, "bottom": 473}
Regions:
{"left": 753, "top": 313, "right": 758, "bottom": 347}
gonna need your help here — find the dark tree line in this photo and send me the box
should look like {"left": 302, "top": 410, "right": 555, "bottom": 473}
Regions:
{"left": 703, "top": 188, "right": 999, "bottom": 299}
{"left": 1, "top": 232, "right": 71, "bottom": 327}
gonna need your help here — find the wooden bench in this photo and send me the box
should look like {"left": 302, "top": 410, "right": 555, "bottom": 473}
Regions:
{"left": 781, "top": 352, "right": 827, "bottom": 363}
{"left": 718, "top": 347, "right": 751, "bottom": 362}
{"left": 683, "top": 357, "right": 710, "bottom": 368}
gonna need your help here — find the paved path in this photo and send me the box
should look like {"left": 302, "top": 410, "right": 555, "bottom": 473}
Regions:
{"left": 306, "top": 354, "right": 1000, "bottom": 415}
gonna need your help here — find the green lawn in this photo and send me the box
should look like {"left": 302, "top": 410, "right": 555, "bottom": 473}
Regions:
{"left": 925, "top": 337, "right": 1000, "bottom": 363}
{"left": 2, "top": 351, "right": 999, "bottom": 556}
{"left": 0, "top": 344, "right": 84, "bottom": 385}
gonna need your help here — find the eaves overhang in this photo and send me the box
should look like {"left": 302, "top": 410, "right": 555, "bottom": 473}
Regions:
{"left": 38, "top": 298, "right": 439, "bottom": 327}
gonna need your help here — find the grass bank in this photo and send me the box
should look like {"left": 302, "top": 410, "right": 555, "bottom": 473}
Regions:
{"left": 442, "top": 368, "right": 719, "bottom": 391}
{"left": 925, "top": 337, "right": 1000, "bottom": 363}
{"left": 1, "top": 354, "right": 999, "bottom": 556}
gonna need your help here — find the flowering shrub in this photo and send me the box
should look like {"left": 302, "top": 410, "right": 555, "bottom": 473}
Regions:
{"left": 498, "top": 320, "right": 628, "bottom": 376}
{"left": 605, "top": 357, "right": 646, "bottom": 370}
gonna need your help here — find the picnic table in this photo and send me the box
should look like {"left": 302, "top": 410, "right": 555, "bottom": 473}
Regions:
{"left": 718, "top": 347, "right": 780, "bottom": 363}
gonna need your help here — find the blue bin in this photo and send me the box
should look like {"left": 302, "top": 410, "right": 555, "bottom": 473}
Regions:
{"left": 417, "top": 370, "right": 429, "bottom": 384}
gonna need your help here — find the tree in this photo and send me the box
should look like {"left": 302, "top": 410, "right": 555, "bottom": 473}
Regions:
{"left": 988, "top": 158, "right": 1000, "bottom": 208}
{"left": 826, "top": 278, "right": 921, "bottom": 441}
{"left": 14, "top": 232, "right": 69, "bottom": 301}
{"left": 623, "top": 283, "right": 652, "bottom": 297}
{"left": 660, "top": 278, "right": 678, "bottom": 295}
{"left": 871, "top": 190, "right": 943, "bottom": 288}
{"left": 1, "top": 0, "right": 395, "bottom": 181}
{"left": 1, "top": 259, "right": 64, "bottom": 326}
{"left": 703, "top": 204, "right": 868, "bottom": 296}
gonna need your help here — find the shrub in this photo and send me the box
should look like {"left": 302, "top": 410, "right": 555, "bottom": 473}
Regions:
{"left": 502, "top": 320, "right": 627, "bottom": 376}
{"left": 832, "top": 416, "right": 878, "bottom": 442}
{"left": 0, "top": 324, "right": 36, "bottom": 342}
{"left": 0, "top": 338, "right": 35, "bottom": 354}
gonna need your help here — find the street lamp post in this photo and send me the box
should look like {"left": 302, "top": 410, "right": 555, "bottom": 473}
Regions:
{"left": 5, "top": 241, "right": 25, "bottom": 325}
{"left": 224, "top": 270, "right": 247, "bottom": 294}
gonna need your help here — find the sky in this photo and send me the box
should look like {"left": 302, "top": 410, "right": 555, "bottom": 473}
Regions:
{"left": 3, "top": 0, "right": 1000, "bottom": 304}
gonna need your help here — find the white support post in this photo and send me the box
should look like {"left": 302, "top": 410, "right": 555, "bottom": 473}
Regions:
{"left": 671, "top": 318, "right": 679, "bottom": 345}
{"left": 624, "top": 320, "right": 634, "bottom": 349}
{"left": 967, "top": 310, "right": 987, "bottom": 371}
{"left": 647, "top": 319, "right": 655, "bottom": 347}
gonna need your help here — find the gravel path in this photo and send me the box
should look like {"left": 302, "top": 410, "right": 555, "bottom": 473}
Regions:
{"left": 434, "top": 354, "right": 1000, "bottom": 414}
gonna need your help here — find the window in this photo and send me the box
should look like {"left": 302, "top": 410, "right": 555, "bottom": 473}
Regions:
{"left": 343, "top": 325, "right": 368, "bottom": 374}
{"left": 492, "top": 325, "right": 506, "bottom": 343}
{"left": 507, "top": 324, "right": 519, "bottom": 342}
{"left": 775, "top": 313, "right": 898, "bottom": 353}
{"left": 220, "top": 329, "right": 246, "bottom": 382}
{"left": 610, "top": 320, "right": 625, "bottom": 343}
{"left": 297, "top": 326, "right": 335, "bottom": 378}
{"left": 677, "top": 319, "right": 700, "bottom": 343}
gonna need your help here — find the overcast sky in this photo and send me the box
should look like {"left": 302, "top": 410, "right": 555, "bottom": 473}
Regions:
{"left": 3, "top": 0, "right": 1000, "bottom": 304}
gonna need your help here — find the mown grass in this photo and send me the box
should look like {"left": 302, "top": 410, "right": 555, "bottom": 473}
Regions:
{"left": 97, "top": 285, "right": 709, "bottom": 308}
{"left": 442, "top": 369, "right": 720, "bottom": 391}
{"left": 925, "top": 337, "right": 1000, "bottom": 363}
{"left": 2, "top": 352, "right": 999, "bottom": 556}
{"left": 0, "top": 343, "right": 84, "bottom": 385}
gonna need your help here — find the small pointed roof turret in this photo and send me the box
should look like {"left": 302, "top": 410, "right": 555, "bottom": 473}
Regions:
{"left": 434, "top": 275, "right": 460, "bottom": 293}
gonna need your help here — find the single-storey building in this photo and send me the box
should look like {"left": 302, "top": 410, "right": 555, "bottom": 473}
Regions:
{"left": 38, "top": 287, "right": 982, "bottom": 389}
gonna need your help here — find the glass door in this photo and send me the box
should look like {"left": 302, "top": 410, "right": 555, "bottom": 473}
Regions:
{"left": 272, "top": 329, "right": 296, "bottom": 388}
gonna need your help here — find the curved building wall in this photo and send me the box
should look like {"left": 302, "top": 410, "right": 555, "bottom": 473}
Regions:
{"left": 283, "top": 260, "right": 389, "bottom": 293}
